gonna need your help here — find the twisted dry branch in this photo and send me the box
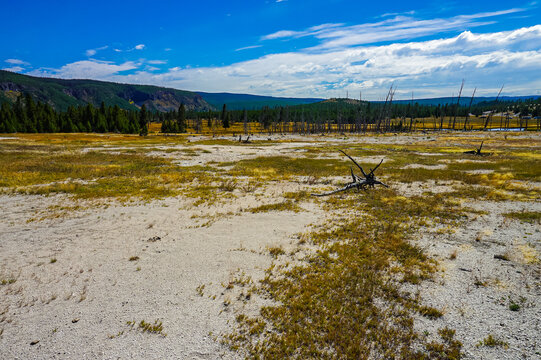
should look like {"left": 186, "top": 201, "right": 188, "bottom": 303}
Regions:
{"left": 311, "top": 150, "right": 389, "bottom": 197}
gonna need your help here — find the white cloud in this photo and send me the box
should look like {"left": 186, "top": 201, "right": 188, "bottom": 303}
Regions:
{"left": 29, "top": 60, "right": 138, "bottom": 79}
{"left": 235, "top": 45, "right": 263, "bottom": 51}
{"left": 22, "top": 18, "right": 541, "bottom": 100}
{"left": 2, "top": 66, "right": 25, "bottom": 73}
{"left": 147, "top": 60, "right": 167, "bottom": 64}
{"left": 5, "top": 58, "right": 30, "bottom": 66}
{"left": 262, "top": 7, "right": 525, "bottom": 49}
{"left": 85, "top": 45, "right": 108, "bottom": 57}
{"left": 135, "top": 44, "right": 145, "bottom": 50}
{"left": 90, "top": 25, "right": 541, "bottom": 99}
{"left": 262, "top": 30, "right": 302, "bottom": 40}
{"left": 379, "top": 10, "right": 415, "bottom": 18}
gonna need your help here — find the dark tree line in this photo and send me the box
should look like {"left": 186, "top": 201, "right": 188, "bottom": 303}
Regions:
{"left": 0, "top": 94, "right": 149, "bottom": 134}
{"left": 160, "top": 103, "right": 187, "bottom": 133}
{"left": 1, "top": 93, "right": 539, "bottom": 134}
{"left": 185, "top": 97, "right": 541, "bottom": 133}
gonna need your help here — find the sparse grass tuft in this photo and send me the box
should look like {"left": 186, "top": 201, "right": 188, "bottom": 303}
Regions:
{"left": 476, "top": 334, "right": 509, "bottom": 349}
{"left": 196, "top": 284, "right": 205, "bottom": 296}
{"left": 419, "top": 305, "right": 444, "bottom": 319}
{"left": 246, "top": 200, "right": 301, "bottom": 213}
{"left": 267, "top": 246, "right": 285, "bottom": 258}
{"left": 127, "top": 319, "right": 166, "bottom": 336}
{"left": 509, "top": 302, "right": 520, "bottom": 311}
{"left": 1, "top": 278, "right": 16, "bottom": 286}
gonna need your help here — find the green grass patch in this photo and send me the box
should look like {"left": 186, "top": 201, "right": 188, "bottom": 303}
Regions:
{"left": 246, "top": 200, "right": 301, "bottom": 213}
{"left": 227, "top": 156, "right": 347, "bottom": 180}
{"left": 126, "top": 319, "right": 167, "bottom": 336}
{"left": 504, "top": 211, "right": 541, "bottom": 224}
{"left": 476, "top": 334, "right": 509, "bottom": 349}
{"left": 0, "top": 142, "right": 219, "bottom": 201}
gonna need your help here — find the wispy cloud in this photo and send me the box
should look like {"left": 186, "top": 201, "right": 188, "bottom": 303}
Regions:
{"left": 5, "top": 58, "right": 30, "bottom": 66}
{"left": 147, "top": 60, "right": 167, "bottom": 64}
{"left": 21, "top": 9, "right": 541, "bottom": 99}
{"left": 85, "top": 45, "right": 108, "bottom": 57}
{"left": 29, "top": 60, "right": 139, "bottom": 79}
{"left": 113, "top": 44, "right": 146, "bottom": 53}
{"left": 3, "top": 59, "right": 30, "bottom": 73}
{"left": 262, "top": 7, "right": 525, "bottom": 49}
{"left": 262, "top": 30, "right": 302, "bottom": 40}
{"left": 2, "top": 66, "right": 25, "bottom": 73}
{"left": 379, "top": 10, "right": 416, "bottom": 18}
{"left": 262, "top": 23, "right": 343, "bottom": 40}
{"left": 235, "top": 45, "right": 263, "bottom": 51}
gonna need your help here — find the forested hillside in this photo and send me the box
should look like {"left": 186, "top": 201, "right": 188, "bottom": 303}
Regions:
{"left": 0, "top": 70, "right": 211, "bottom": 112}
{"left": 0, "top": 93, "right": 152, "bottom": 134}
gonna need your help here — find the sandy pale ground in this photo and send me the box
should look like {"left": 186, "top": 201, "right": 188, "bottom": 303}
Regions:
{"left": 0, "top": 133, "right": 539, "bottom": 359}
{"left": 412, "top": 200, "right": 541, "bottom": 359}
{"left": 0, "top": 191, "right": 324, "bottom": 359}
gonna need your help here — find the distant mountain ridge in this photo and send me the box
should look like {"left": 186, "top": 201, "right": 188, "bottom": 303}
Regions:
{"left": 0, "top": 71, "right": 324, "bottom": 112}
{"left": 1, "top": 70, "right": 538, "bottom": 112}
{"left": 0, "top": 70, "right": 211, "bottom": 112}
{"left": 197, "top": 91, "right": 323, "bottom": 110}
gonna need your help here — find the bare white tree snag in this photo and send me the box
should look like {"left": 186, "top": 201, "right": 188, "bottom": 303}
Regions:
{"left": 312, "top": 150, "right": 389, "bottom": 197}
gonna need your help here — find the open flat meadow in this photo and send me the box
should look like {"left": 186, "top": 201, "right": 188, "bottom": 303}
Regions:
{"left": 0, "top": 131, "right": 539, "bottom": 359}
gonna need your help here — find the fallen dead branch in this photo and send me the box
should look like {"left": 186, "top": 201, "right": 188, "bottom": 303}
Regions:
{"left": 464, "top": 141, "right": 491, "bottom": 156}
{"left": 312, "top": 150, "right": 389, "bottom": 197}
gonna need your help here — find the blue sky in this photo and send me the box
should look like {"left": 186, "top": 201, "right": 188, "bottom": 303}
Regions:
{"left": 2, "top": 0, "right": 541, "bottom": 99}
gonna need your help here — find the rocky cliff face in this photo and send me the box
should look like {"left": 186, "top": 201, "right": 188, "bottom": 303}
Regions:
{"left": 137, "top": 91, "right": 210, "bottom": 112}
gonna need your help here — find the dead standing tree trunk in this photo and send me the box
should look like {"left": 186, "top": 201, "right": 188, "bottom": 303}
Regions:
{"left": 463, "top": 87, "right": 476, "bottom": 131}
{"left": 452, "top": 80, "right": 464, "bottom": 130}
{"left": 484, "top": 85, "right": 504, "bottom": 130}
{"left": 312, "top": 150, "right": 389, "bottom": 197}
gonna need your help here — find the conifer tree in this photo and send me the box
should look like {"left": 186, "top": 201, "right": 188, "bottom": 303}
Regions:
{"left": 139, "top": 104, "right": 148, "bottom": 135}
{"left": 177, "top": 103, "right": 186, "bottom": 132}
{"left": 221, "top": 104, "right": 228, "bottom": 128}
{"left": 223, "top": 112, "right": 230, "bottom": 129}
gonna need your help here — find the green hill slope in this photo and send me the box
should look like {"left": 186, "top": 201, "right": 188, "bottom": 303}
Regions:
{"left": 0, "top": 71, "right": 325, "bottom": 112}
{"left": 197, "top": 91, "right": 323, "bottom": 110}
{"left": 0, "top": 70, "right": 212, "bottom": 112}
